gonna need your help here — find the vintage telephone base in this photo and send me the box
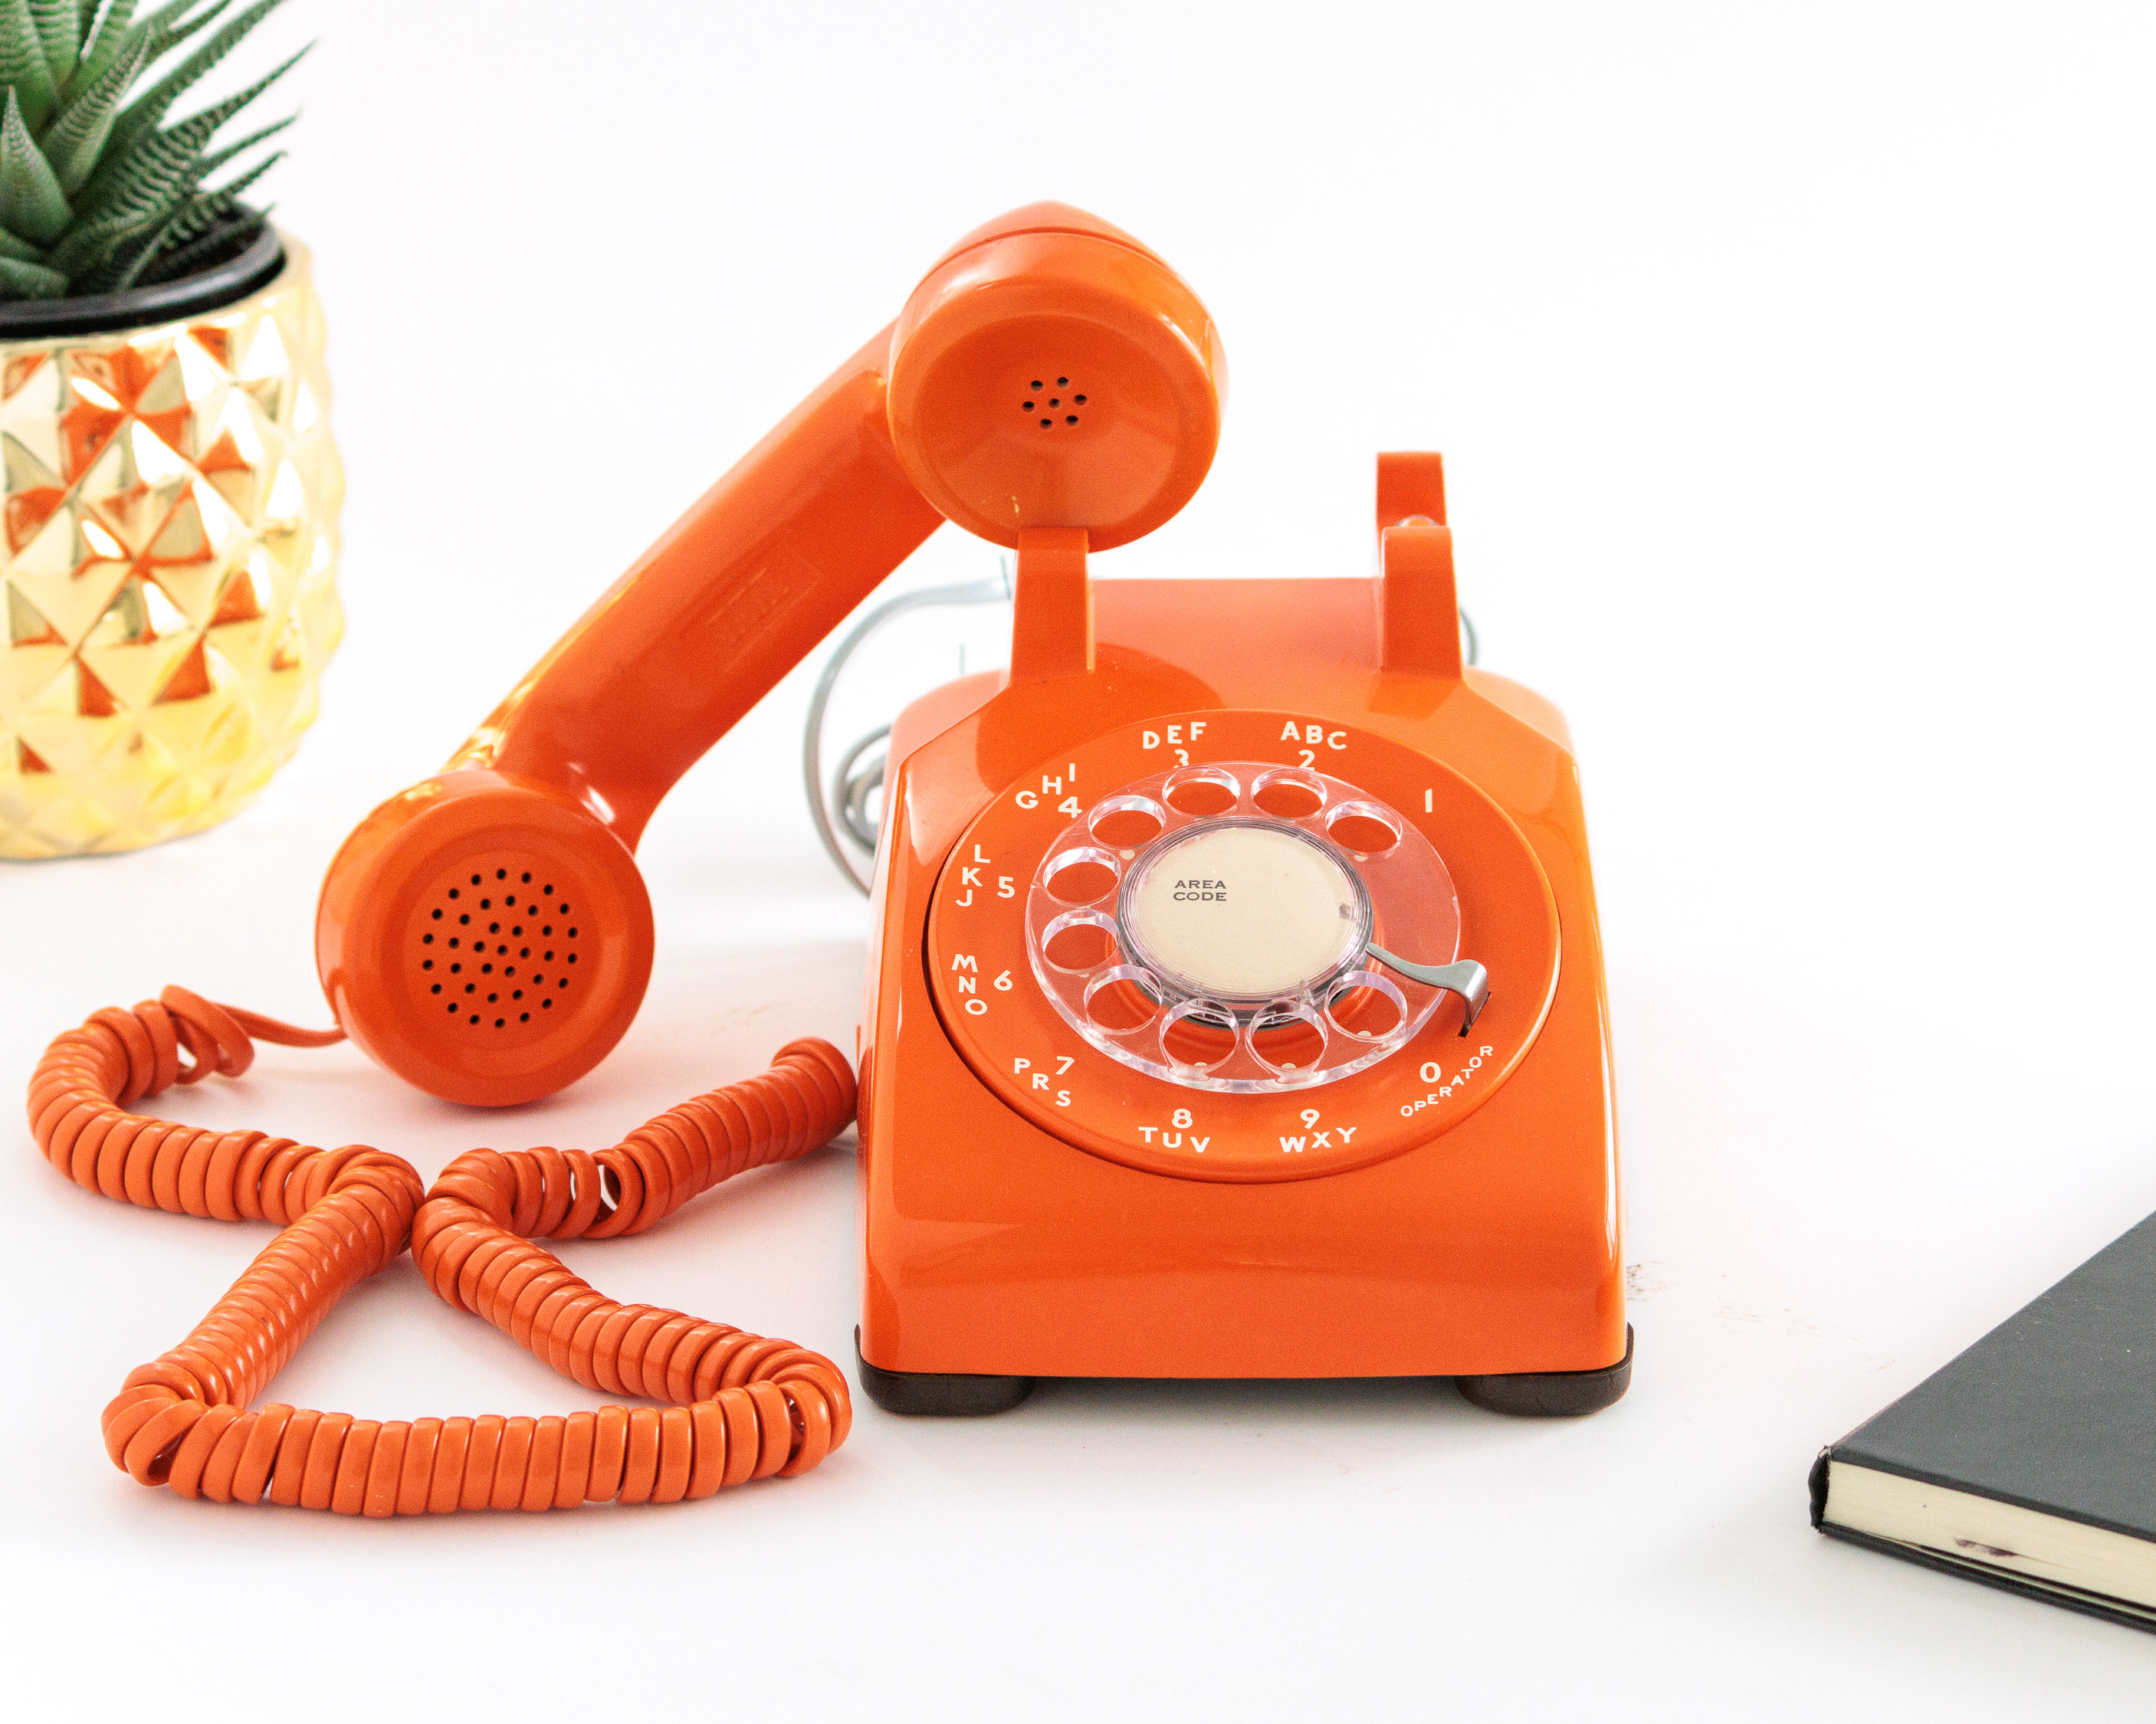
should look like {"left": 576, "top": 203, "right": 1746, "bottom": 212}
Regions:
{"left": 854, "top": 1331, "right": 1036, "bottom": 1417}
{"left": 1455, "top": 1325, "right": 1636, "bottom": 1418}
{"left": 859, "top": 557, "right": 1626, "bottom": 1395}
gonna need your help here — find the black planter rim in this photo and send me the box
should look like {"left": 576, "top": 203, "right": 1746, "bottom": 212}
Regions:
{"left": 0, "top": 226, "right": 288, "bottom": 343}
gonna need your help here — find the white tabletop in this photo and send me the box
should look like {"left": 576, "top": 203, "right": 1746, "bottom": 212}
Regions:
{"left": 7, "top": 3, "right": 2156, "bottom": 1716}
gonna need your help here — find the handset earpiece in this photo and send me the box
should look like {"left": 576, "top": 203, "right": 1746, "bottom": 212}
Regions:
{"left": 317, "top": 204, "right": 1224, "bottom": 1106}
{"left": 888, "top": 203, "right": 1225, "bottom": 547}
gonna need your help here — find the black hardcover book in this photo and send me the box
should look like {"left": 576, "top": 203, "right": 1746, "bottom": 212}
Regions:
{"left": 1811, "top": 1211, "right": 2156, "bottom": 1631}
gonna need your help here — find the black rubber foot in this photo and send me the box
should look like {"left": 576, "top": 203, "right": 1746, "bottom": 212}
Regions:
{"left": 855, "top": 1329, "right": 1036, "bottom": 1416}
{"left": 1455, "top": 1325, "right": 1633, "bottom": 1417}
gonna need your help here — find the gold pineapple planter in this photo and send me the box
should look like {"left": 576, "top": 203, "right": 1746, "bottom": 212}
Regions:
{"left": 0, "top": 229, "right": 343, "bottom": 860}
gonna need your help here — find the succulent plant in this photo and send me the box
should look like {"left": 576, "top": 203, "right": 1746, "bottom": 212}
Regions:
{"left": 0, "top": 0, "right": 301, "bottom": 301}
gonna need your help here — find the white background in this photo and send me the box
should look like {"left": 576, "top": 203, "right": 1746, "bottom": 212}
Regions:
{"left": 5, "top": 2, "right": 2155, "bottom": 1716}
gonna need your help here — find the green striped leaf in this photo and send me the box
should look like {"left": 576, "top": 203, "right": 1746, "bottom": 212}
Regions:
{"left": 103, "top": 0, "right": 280, "bottom": 162}
{"left": 130, "top": 196, "right": 258, "bottom": 286}
{"left": 62, "top": 0, "right": 135, "bottom": 103}
{"left": 74, "top": 41, "right": 296, "bottom": 222}
{"left": 68, "top": 105, "right": 195, "bottom": 218}
{"left": 44, "top": 194, "right": 152, "bottom": 270}
{"left": 143, "top": 0, "right": 233, "bottom": 57}
{"left": 28, "top": 0, "right": 78, "bottom": 86}
{"left": 0, "top": 217, "right": 45, "bottom": 261}
{"left": 0, "top": 250, "right": 67, "bottom": 297}
{"left": 189, "top": 107, "right": 285, "bottom": 179}
{"left": 41, "top": 27, "right": 145, "bottom": 193}
{"left": 0, "top": 0, "right": 61, "bottom": 131}
{"left": 0, "top": 88, "right": 73, "bottom": 244}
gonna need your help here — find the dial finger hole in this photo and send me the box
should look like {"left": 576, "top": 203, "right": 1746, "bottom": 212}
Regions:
{"left": 1251, "top": 769, "right": 1326, "bottom": 820}
{"left": 1163, "top": 765, "right": 1240, "bottom": 817}
{"left": 1246, "top": 998, "right": 1327, "bottom": 1076}
{"left": 1088, "top": 794, "right": 1165, "bottom": 850}
{"left": 1043, "top": 846, "right": 1120, "bottom": 905}
{"left": 1083, "top": 965, "right": 1161, "bottom": 1033}
{"left": 1159, "top": 998, "right": 1239, "bottom": 1071}
{"left": 1324, "top": 969, "right": 1407, "bottom": 1041}
{"left": 1042, "top": 910, "right": 1118, "bottom": 972}
{"left": 1325, "top": 801, "right": 1402, "bottom": 856}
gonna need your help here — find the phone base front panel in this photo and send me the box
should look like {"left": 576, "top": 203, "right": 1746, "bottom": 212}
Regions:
{"left": 857, "top": 575, "right": 1624, "bottom": 1389}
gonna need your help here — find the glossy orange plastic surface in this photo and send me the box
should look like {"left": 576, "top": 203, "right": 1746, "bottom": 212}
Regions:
{"left": 28, "top": 988, "right": 855, "bottom": 1512}
{"left": 317, "top": 202, "right": 1223, "bottom": 1106}
{"left": 888, "top": 205, "right": 1224, "bottom": 549}
{"left": 858, "top": 477, "right": 1623, "bottom": 1381}
{"left": 33, "top": 209, "right": 1623, "bottom": 1516}
{"left": 925, "top": 710, "right": 1559, "bottom": 1182}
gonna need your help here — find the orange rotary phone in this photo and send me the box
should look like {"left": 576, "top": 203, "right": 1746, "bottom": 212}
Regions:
{"left": 30, "top": 204, "right": 1626, "bottom": 1516}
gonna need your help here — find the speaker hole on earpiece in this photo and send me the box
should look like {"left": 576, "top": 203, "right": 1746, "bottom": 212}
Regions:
{"left": 1065, "top": 416, "right": 1077, "bottom": 425}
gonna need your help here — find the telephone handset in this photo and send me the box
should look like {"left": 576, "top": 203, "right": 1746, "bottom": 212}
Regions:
{"left": 30, "top": 205, "right": 1626, "bottom": 1516}
{"left": 315, "top": 202, "right": 1225, "bottom": 1106}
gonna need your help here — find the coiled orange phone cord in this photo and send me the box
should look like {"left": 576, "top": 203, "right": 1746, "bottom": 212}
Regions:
{"left": 28, "top": 986, "right": 855, "bottom": 1515}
